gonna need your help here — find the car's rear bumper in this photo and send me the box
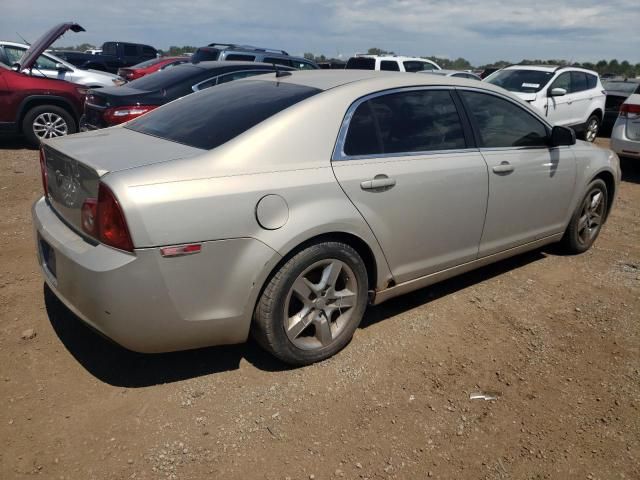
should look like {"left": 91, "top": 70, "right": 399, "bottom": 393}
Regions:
{"left": 611, "top": 119, "right": 640, "bottom": 159}
{"left": 33, "top": 197, "right": 281, "bottom": 353}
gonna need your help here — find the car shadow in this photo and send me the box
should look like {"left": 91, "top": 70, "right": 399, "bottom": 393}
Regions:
{"left": 44, "top": 249, "right": 547, "bottom": 388}
{"left": 621, "top": 156, "right": 640, "bottom": 184}
{"left": 0, "top": 137, "right": 32, "bottom": 150}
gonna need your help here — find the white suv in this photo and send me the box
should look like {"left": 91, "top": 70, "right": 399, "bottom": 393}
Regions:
{"left": 485, "top": 65, "right": 606, "bottom": 142}
{"left": 345, "top": 55, "right": 440, "bottom": 73}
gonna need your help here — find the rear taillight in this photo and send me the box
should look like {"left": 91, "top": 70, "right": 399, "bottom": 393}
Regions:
{"left": 620, "top": 103, "right": 640, "bottom": 118}
{"left": 97, "top": 183, "right": 134, "bottom": 252}
{"left": 81, "top": 184, "right": 133, "bottom": 252}
{"left": 39, "top": 146, "right": 48, "bottom": 196}
{"left": 103, "top": 105, "right": 158, "bottom": 125}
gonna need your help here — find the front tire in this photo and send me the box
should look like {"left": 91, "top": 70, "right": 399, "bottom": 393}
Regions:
{"left": 22, "top": 105, "right": 76, "bottom": 147}
{"left": 253, "top": 242, "right": 369, "bottom": 366}
{"left": 562, "top": 179, "right": 608, "bottom": 253}
{"left": 581, "top": 114, "right": 600, "bottom": 142}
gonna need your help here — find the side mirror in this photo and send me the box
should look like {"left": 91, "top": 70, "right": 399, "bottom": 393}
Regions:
{"left": 549, "top": 87, "right": 567, "bottom": 97}
{"left": 550, "top": 125, "right": 576, "bottom": 147}
{"left": 55, "top": 63, "right": 71, "bottom": 72}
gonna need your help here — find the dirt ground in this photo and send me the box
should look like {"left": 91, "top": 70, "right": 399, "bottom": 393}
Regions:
{"left": 0, "top": 137, "right": 639, "bottom": 480}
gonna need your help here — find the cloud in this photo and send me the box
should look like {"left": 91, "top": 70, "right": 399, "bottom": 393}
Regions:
{"left": 0, "top": 0, "right": 638, "bottom": 65}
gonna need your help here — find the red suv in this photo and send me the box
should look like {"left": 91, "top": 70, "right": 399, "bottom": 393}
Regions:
{"left": 0, "top": 63, "right": 86, "bottom": 146}
{"left": 117, "top": 56, "right": 189, "bottom": 82}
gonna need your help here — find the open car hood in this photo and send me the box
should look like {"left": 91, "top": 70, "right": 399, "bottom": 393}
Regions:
{"left": 16, "top": 22, "right": 85, "bottom": 71}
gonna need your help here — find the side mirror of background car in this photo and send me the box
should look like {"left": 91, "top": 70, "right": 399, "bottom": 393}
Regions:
{"left": 549, "top": 87, "right": 567, "bottom": 97}
{"left": 550, "top": 125, "right": 576, "bottom": 147}
{"left": 55, "top": 63, "right": 71, "bottom": 72}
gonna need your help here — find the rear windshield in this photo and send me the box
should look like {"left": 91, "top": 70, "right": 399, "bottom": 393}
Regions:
{"left": 603, "top": 80, "right": 640, "bottom": 94}
{"left": 486, "top": 69, "right": 555, "bottom": 93}
{"left": 346, "top": 57, "right": 375, "bottom": 70}
{"left": 126, "top": 64, "right": 204, "bottom": 90}
{"left": 126, "top": 79, "right": 321, "bottom": 150}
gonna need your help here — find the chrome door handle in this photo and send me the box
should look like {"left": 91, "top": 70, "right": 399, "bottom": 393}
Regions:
{"left": 492, "top": 162, "right": 514, "bottom": 174}
{"left": 360, "top": 175, "right": 396, "bottom": 190}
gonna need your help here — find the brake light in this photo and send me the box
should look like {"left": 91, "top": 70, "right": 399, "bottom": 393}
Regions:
{"left": 620, "top": 103, "right": 640, "bottom": 118}
{"left": 103, "top": 105, "right": 158, "bottom": 125}
{"left": 39, "top": 147, "right": 48, "bottom": 196}
{"left": 97, "top": 184, "right": 134, "bottom": 252}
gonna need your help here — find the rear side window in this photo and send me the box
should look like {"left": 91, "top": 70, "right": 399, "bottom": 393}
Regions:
{"left": 380, "top": 60, "right": 400, "bottom": 71}
{"left": 123, "top": 44, "right": 138, "bottom": 57}
{"left": 225, "top": 54, "right": 256, "bottom": 61}
{"left": 343, "top": 90, "right": 466, "bottom": 156}
{"left": 460, "top": 91, "right": 548, "bottom": 148}
{"left": 586, "top": 74, "right": 598, "bottom": 89}
{"left": 571, "top": 72, "right": 588, "bottom": 92}
{"left": 102, "top": 43, "right": 116, "bottom": 56}
{"left": 403, "top": 61, "right": 436, "bottom": 72}
{"left": 126, "top": 80, "right": 321, "bottom": 150}
{"left": 263, "top": 57, "right": 292, "bottom": 67}
{"left": 345, "top": 57, "right": 375, "bottom": 70}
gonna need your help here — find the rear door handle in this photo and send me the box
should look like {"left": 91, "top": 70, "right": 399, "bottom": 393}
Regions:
{"left": 360, "top": 175, "right": 396, "bottom": 190}
{"left": 492, "top": 162, "right": 514, "bottom": 174}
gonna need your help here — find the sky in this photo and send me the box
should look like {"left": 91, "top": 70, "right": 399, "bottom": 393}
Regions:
{"left": 2, "top": 0, "right": 639, "bottom": 66}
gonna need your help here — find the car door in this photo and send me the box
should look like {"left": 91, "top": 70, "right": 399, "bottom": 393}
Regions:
{"left": 546, "top": 72, "right": 576, "bottom": 126}
{"left": 458, "top": 90, "right": 576, "bottom": 257}
{"left": 569, "top": 71, "right": 591, "bottom": 124}
{"left": 331, "top": 88, "right": 489, "bottom": 284}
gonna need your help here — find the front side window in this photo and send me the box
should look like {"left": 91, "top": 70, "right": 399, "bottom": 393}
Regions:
{"left": 343, "top": 89, "right": 466, "bottom": 156}
{"left": 345, "top": 57, "right": 375, "bottom": 70}
{"left": 460, "top": 91, "right": 548, "bottom": 148}
{"left": 225, "top": 54, "right": 256, "bottom": 61}
{"left": 263, "top": 57, "right": 292, "bottom": 67}
{"left": 380, "top": 60, "right": 400, "bottom": 71}
{"left": 550, "top": 72, "right": 571, "bottom": 91}
{"left": 403, "top": 61, "right": 436, "bottom": 72}
{"left": 123, "top": 45, "right": 138, "bottom": 57}
{"left": 126, "top": 80, "right": 321, "bottom": 150}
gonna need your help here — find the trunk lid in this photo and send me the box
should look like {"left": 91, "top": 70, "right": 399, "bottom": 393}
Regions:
{"left": 84, "top": 87, "right": 160, "bottom": 128}
{"left": 17, "top": 22, "right": 85, "bottom": 71}
{"left": 42, "top": 128, "right": 203, "bottom": 234}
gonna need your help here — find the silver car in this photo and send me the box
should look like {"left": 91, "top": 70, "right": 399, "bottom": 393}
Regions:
{"left": 1, "top": 41, "right": 120, "bottom": 88}
{"left": 33, "top": 71, "right": 621, "bottom": 365}
{"left": 610, "top": 93, "right": 640, "bottom": 160}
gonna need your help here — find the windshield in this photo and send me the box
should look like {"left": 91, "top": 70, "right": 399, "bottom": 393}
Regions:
{"left": 602, "top": 80, "right": 639, "bottom": 94}
{"left": 486, "top": 69, "right": 555, "bottom": 93}
{"left": 126, "top": 79, "right": 321, "bottom": 150}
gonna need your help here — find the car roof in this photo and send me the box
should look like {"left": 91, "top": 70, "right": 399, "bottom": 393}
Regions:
{"left": 503, "top": 65, "right": 599, "bottom": 75}
{"left": 179, "top": 60, "right": 294, "bottom": 71}
{"left": 355, "top": 55, "right": 433, "bottom": 62}
{"left": 254, "top": 69, "right": 509, "bottom": 94}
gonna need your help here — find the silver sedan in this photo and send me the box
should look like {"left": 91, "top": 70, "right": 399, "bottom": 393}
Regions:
{"left": 33, "top": 71, "right": 621, "bottom": 365}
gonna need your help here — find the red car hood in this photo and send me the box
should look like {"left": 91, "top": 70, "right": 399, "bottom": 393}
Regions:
{"left": 16, "top": 22, "right": 85, "bottom": 71}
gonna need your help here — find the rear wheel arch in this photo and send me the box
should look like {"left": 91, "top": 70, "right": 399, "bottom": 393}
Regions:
{"left": 590, "top": 108, "right": 603, "bottom": 122}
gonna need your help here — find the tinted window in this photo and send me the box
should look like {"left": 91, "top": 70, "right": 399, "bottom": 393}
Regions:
{"left": 225, "top": 54, "right": 256, "bottom": 61}
{"left": 123, "top": 45, "right": 138, "bottom": 57}
{"left": 263, "top": 57, "right": 292, "bottom": 67}
{"left": 142, "top": 46, "right": 156, "bottom": 55}
{"left": 290, "top": 59, "right": 317, "bottom": 70}
{"left": 487, "top": 69, "right": 555, "bottom": 93}
{"left": 571, "top": 71, "right": 588, "bottom": 92}
{"left": 126, "top": 80, "right": 321, "bottom": 150}
{"left": 380, "top": 60, "right": 400, "bottom": 71}
{"left": 344, "top": 90, "right": 466, "bottom": 156}
{"left": 102, "top": 43, "right": 116, "bottom": 56}
{"left": 128, "top": 64, "right": 206, "bottom": 90}
{"left": 403, "top": 61, "right": 436, "bottom": 72}
{"left": 550, "top": 72, "right": 571, "bottom": 91}
{"left": 216, "top": 70, "right": 271, "bottom": 85}
{"left": 345, "top": 57, "right": 375, "bottom": 70}
{"left": 586, "top": 74, "right": 598, "bottom": 89}
{"left": 460, "top": 91, "right": 548, "bottom": 148}
{"left": 191, "top": 48, "right": 220, "bottom": 62}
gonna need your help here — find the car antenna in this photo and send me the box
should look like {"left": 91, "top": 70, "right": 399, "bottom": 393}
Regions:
{"left": 16, "top": 32, "right": 30, "bottom": 46}
{"left": 273, "top": 62, "right": 291, "bottom": 78}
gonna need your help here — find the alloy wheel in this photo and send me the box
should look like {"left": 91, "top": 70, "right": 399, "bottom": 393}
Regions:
{"left": 585, "top": 118, "right": 599, "bottom": 142}
{"left": 577, "top": 188, "right": 605, "bottom": 245}
{"left": 32, "top": 112, "right": 69, "bottom": 139}
{"left": 284, "top": 259, "right": 358, "bottom": 350}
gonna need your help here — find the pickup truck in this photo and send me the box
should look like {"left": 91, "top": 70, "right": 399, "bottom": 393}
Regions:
{"left": 54, "top": 41, "right": 158, "bottom": 74}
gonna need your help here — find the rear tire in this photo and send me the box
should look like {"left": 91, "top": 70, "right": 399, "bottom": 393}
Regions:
{"left": 581, "top": 114, "right": 600, "bottom": 142}
{"left": 252, "top": 242, "right": 368, "bottom": 366}
{"left": 22, "top": 105, "right": 76, "bottom": 147}
{"left": 561, "top": 179, "right": 608, "bottom": 253}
